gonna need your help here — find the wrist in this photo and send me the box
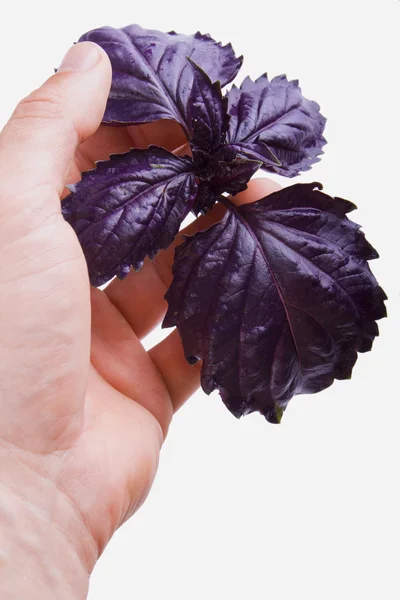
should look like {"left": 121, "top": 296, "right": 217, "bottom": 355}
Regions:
{"left": 0, "top": 444, "right": 98, "bottom": 600}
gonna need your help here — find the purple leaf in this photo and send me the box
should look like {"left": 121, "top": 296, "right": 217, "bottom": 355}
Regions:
{"left": 192, "top": 181, "right": 221, "bottom": 216}
{"left": 164, "top": 183, "right": 386, "bottom": 423}
{"left": 207, "top": 156, "right": 261, "bottom": 196}
{"left": 187, "top": 59, "right": 229, "bottom": 166}
{"left": 223, "top": 141, "right": 282, "bottom": 169}
{"left": 63, "top": 147, "right": 197, "bottom": 287}
{"left": 79, "top": 25, "right": 243, "bottom": 136}
{"left": 208, "top": 146, "right": 262, "bottom": 194}
{"left": 226, "top": 75, "right": 327, "bottom": 177}
{"left": 207, "top": 154, "right": 261, "bottom": 198}
{"left": 192, "top": 156, "right": 261, "bottom": 215}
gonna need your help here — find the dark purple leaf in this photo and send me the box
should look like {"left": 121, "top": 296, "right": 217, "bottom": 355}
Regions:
{"left": 164, "top": 183, "right": 386, "bottom": 423}
{"left": 207, "top": 156, "right": 261, "bottom": 196}
{"left": 79, "top": 25, "right": 243, "bottom": 136}
{"left": 226, "top": 75, "right": 327, "bottom": 177}
{"left": 63, "top": 147, "right": 197, "bottom": 287}
{"left": 189, "top": 141, "right": 262, "bottom": 214}
{"left": 210, "top": 155, "right": 261, "bottom": 196}
{"left": 187, "top": 59, "right": 229, "bottom": 166}
{"left": 223, "top": 141, "right": 282, "bottom": 169}
{"left": 192, "top": 181, "right": 221, "bottom": 216}
{"left": 208, "top": 145, "right": 262, "bottom": 193}
{"left": 192, "top": 156, "right": 261, "bottom": 215}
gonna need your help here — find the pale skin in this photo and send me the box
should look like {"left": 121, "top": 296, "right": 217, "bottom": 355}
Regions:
{"left": 0, "top": 42, "right": 281, "bottom": 598}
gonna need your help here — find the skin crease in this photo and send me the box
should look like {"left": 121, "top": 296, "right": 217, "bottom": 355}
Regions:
{"left": 0, "top": 42, "right": 281, "bottom": 598}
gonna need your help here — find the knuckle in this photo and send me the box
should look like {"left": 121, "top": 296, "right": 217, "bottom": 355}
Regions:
{"left": 13, "top": 87, "right": 67, "bottom": 124}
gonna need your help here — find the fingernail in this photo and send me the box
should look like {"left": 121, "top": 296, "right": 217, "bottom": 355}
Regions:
{"left": 58, "top": 42, "right": 102, "bottom": 73}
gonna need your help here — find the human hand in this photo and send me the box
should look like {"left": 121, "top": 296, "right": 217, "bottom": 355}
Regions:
{"left": 0, "top": 42, "right": 280, "bottom": 599}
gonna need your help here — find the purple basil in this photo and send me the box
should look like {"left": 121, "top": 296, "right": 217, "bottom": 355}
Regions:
{"left": 164, "top": 183, "right": 386, "bottom": 423}
{"left": 78, "top": 24, "right": 242, "bottom": 136}
{"left": 63, "top": 24, "right": 386, "bottom": 423}
{"left": 188, "top": 59, "right": 229, "bottom": 165}
{"left": 226, "top": 75, "right": 327, "bottom": 176}
{"left": 63, "top": 147, "right": 196, "bottom": 286}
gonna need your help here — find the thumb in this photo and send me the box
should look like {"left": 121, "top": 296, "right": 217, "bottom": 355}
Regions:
{"left": 0, "top": 42, "right": 111, "bottom": 212}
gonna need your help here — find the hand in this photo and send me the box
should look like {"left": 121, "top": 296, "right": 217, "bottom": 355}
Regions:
{"left": 0, "top": 42, "right": 280, "bottom": 599}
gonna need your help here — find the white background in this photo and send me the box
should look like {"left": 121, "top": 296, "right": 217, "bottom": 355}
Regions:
{"left": 1, "top": 1, "right": 399, "bottom": 598}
